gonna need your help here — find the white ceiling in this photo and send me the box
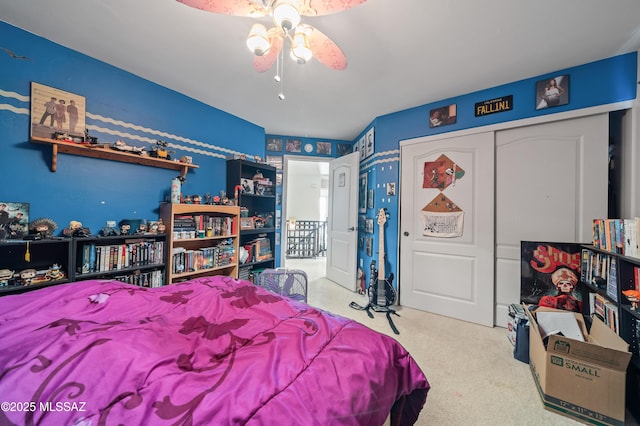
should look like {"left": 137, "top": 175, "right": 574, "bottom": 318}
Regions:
{"left": 1, "top": 0, "right": 639, "bottom": 141}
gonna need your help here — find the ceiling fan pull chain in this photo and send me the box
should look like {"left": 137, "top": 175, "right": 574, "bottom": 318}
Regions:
{"left": 278, "top": 45, "right": 285, "bottom": 100}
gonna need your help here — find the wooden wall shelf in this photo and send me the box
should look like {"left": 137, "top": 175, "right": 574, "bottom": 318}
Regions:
{"left": 31, "top": 137, "right": 199, "bottom": 177}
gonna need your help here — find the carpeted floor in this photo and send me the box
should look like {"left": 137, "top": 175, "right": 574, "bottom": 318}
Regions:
{"left": 286, "top": 258, "right": 590, "bottom": 425}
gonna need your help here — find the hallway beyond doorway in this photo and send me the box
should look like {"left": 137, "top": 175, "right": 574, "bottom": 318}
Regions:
{"left": 285, "top": 257, "right": 327, "bottom": 282}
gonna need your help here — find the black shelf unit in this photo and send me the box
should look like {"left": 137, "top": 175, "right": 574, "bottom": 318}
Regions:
{"left": 0, "top": 238, "right": 72, "bottom": 295}
{"left": 1, "top": 234, "right": 168, "bottom": 295}
{"left": 73, "top": 234, "right": 167, "bottom": 287}
{"left": 226, "top": 159, "right": 276, "bottom": 280}
{"left": 580, "top": 244, "right": 640, "bottom": 422}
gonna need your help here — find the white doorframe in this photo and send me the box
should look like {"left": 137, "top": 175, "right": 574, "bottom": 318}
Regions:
{"left": 281, "top": 155, "right": 330, "bottom": 268}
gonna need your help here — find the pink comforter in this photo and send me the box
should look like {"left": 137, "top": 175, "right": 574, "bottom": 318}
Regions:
{"left": 0, "top": 277, "right": 428, "bottom": 425}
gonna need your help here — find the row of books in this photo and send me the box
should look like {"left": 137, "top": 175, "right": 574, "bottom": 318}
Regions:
{"left": 592, "top": 218, "right": 639, "bottom": 257}
{"left": 112, "top": 270, "right": 164, "bottom": 288}
{"left": 171, "top": 244, "right": 236, "bottom": 274}
{"left": 581, "top": 249, "right": 619, "bottom": 302}
{"left": 79, "top": 240, "right": 165, "bottom": 274}
{"left": 589, "top": 292, "right": 619, "bottom": 334}
{"left": 173, "top": 214, "right": 235, "bottom": 235}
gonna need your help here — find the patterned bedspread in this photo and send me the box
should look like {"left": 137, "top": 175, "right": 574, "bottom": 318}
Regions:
{"left": 0, "top": 277, "right": 428, "bottom": 425}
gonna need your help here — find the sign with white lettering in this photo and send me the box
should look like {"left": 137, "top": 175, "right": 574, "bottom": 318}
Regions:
{"left": 474, "top": 95, "right": 513, "bottom": 117}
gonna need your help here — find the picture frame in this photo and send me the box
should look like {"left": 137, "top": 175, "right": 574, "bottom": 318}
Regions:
{"left": 365, "top": 237, "right": 373, "bottom": 257}
{"left": 0, "top": 202, "right": 30, "bottom": 240}
{"left": 266, "top": 137, "right": 283, "bottom": 152}
{"left": 240, "top": 217, "right": 255, "bottom": 230}
{"left": 365, "top": 127, "right": 375, "bottom": 158}
{"left": 359, "top": 173, "right": 368, "bottom": 213}
{"left": 30, "top": 82, "right": 86, "bottom": 139}
{"left": 240, "top": 178, "right": 254, "bottom": 194}
{"left": 336, "top": 143, "right": 352, "bottom": 157}
{"left": 365, "top": 218, "right": 374, "bottom": 234}
{"left": 316, "top": 141, "right": 332, "bottom": 155}
{"left": 536, "top": 75, "right": 569, "bottom": 110}
{"left": 386, "top": 182, "right": 396, "bottom": 196}
{"left": 367, "top": 189, "right": 374, "bottom": 209}
{"left": 286, "top": 139, "right": 302, "bottom": 153}
{"left": 429, "top": 104, "right": 457, "bottom": 128}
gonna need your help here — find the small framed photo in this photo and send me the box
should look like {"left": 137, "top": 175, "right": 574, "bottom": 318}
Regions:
{"left": 365, "top": 218, "right": 374, "bottom": 234}
{"left": 316, "top": 141, "right": 332, "bottom": 155}
{"left": 240, "top": 178, "right": 254, "bottom": 194}
{"left": 429, "top": 104, "right": 457, "bottom": 128}
{"left": 240, "top": 217, "right": 255, "bottom": 230}
{"left": 266, "top": 137, "right": 283, "bottom": 152}
{"left": 0, "top": 202, "right": 29, "bottom": 240}
{"left": 365, "top": 237, "right": 373, "bottom": 257}
{"left": 367, "top": 190, "right": 374, "bottom": 209}
{"left": 536, "top": 75, "right": 569, "bottom": 110}
{"left": 386, "top": 182, "right": 396, "bottom": 196}
{"left": 336, "top": 143, "right": 352, "bottom": 157}
{"left": 286, "top": 139, "right": 302, "bottom": 152}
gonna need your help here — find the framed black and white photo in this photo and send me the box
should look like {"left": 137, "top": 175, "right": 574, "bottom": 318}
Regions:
{"left": 365, "top": 127, "right": 374, "bottom": 158}
{"left": 536, "top": 75, "right": 569, "bottom": 110}
{"left": 365, "top": 218, "right": 374, "bottom": 234}
{"left": 386, "top": 182, "right": 396, "bottom": 196}
{"left": 359, "top": 173, "right": 368, "bottom": 213}
{"left": 365, "top": 237, "right": 373, "bottom": 257}
{"left": 367, "top": 190, "right": 374, "bottom": 209}
{"left": 266, "top": 137, "right": 283, "bottom": 152}
{"left": 240, "top": 178, "right": 254, "bottom": 194}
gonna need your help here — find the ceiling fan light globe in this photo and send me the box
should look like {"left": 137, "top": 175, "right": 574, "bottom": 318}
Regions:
{"left": 273, "top": 0, "right": 300, "bottom": 31}
{"left": 291, "top": 31, "right": 312, "bottom": 63}
{"left": 247, "top": 23, "right": 271, "bottom": 56}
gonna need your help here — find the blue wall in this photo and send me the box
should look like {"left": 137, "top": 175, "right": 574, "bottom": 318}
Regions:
{"left": 0, "top": 22, "right": 265, "bottom": 234}
{"left": 355, "top": 52, "right": 637, "bottom": 290}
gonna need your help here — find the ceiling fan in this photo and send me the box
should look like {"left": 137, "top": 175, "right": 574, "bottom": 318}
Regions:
{"left": 176, "top": 0, "right": 369, "bottom": 72}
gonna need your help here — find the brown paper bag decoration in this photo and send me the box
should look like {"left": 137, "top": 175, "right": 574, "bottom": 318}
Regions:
{"left": 422, "top": 154, "right": 465, "bottom": 191}
{"left": 422, "top": 193, "right": 464, "bottom": 237}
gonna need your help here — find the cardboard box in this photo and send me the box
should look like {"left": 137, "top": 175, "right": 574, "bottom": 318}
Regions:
{"left": 526, "top": 306, "right": 632, "bottom": 426}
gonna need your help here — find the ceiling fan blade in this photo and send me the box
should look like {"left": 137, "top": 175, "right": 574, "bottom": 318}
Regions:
{"left": 176, "top": 0, "right": 267, "bottom": 16}
{"left": 307, "top": 25, "right": 347, "bottom": 70}
{"left": 254, "top": 36, "right": 283, "bottom": 72}
{"left": 301, "top": 0, "right": 369, "bottom": 16}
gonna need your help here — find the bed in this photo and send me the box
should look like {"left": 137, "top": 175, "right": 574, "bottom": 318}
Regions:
{"left": 0, "top": 276, "right": 429, "bottom": 425}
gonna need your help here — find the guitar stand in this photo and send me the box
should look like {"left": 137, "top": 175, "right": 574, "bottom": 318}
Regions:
{"left": 349, "top": 301, "right": 400, "bottom": 335}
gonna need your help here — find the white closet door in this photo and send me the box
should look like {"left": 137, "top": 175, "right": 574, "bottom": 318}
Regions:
{"left": 399, "top": 132, "right": 495, "bottom": 326}
{"left": 494, "top": 114, "right": 608, "bottom": 326}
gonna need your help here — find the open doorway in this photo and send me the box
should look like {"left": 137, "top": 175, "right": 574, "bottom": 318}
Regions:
{"left": 281, "top": 156, "right": 329, "bottom": 281}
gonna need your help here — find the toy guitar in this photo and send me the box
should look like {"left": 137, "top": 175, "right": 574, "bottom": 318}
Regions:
{"left": 368, "top": 208, "right": 396, "bottom": 308}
